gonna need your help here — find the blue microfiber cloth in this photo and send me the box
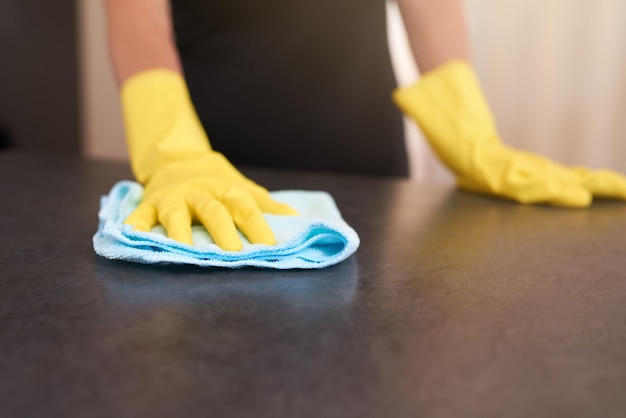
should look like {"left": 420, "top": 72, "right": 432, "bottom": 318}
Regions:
{"left": 93, "top": 181, "right": 360, "bottom": 269}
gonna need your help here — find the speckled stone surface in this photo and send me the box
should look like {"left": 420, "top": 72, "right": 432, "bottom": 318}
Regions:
{"left": 2, "top": 152, "right": 626, "bottom": 418}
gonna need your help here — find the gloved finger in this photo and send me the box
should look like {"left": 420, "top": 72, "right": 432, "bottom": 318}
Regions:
{"left": 124, "top": 202, "right": 158, "bottom": 232}
{"left": 575, "top": 168, "right": 626, "bottom": 200}
{"left": 499, "top": 158, "right": 592, "bottom": 207}
{"left": 157, "top": 196, "right": 194, "bottom": 245}
{"left": 535, "top": 169, "right": 592, "bottom": 207}
{"left": 222, "top": 188, "right": 276, "bottom": 245}
{"left": 517, "top": 179, "right": 592, "bottom": 208}
{"left": 242, "top": 181, "right": 299, "bottom": 215}
{"left": 544, "top": 182, "right": 592, "bottom": 208}
{"left": 188, "top": 194, "right": 242, "bottom": 251}
{"left": 258, "top": 196, "right": 299, "bottom": 215}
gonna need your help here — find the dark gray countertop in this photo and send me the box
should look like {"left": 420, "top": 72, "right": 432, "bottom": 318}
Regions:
{"left": 2, "top": 152, "right": 626, "bottom": 418}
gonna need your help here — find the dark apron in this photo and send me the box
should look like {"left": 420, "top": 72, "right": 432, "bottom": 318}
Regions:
{"left": 171, "top": 0, "right": 408, "bottom": 177}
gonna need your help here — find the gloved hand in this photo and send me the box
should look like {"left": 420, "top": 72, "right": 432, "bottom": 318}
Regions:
{"left": 393, "top": 60, "right": 626, "bottom": 207}
{"left": 120, "top": 69, "right": 297, "bottom": 251}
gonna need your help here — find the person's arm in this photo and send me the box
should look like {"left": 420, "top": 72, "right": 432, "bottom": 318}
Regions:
{"left": 103, "top": 0, "right": 297, "bottom": 251}
{"left": 104, "top": 0, "right": 181, "bottom": 85}
{"left": 393, "top": 0, "right": 626, "bottom": 206}
{"left": 395, "top": 0, "right": 470, "bottom": 74}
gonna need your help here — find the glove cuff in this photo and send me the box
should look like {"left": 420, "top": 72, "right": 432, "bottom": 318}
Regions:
{"left": 121, "top": 69, "right": 212, "bottom": 183}
{"left": 391, "top": 60, "right": 500, "bottom": 176}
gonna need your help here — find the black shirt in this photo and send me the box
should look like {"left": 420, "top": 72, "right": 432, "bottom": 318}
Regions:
{"left": 171, "top": 0, "right": 408, "bottom": 176}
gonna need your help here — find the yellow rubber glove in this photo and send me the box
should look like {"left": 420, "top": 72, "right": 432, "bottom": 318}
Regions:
{"left": 120, "top": 69, "right": 297, "bottom": 251}
{"left": 393, "top": 60, "right": 626, "bottom": 207}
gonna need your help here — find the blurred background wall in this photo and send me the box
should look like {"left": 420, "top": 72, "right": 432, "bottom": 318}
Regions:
{"left": 0, "top": 0, "right": 79, "bottom": 153}
{"left": 25, "top": 1, "right": 626, "bottom": 181}
{"left": 78, "top": 0, "right": 126, "bottom": 161}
